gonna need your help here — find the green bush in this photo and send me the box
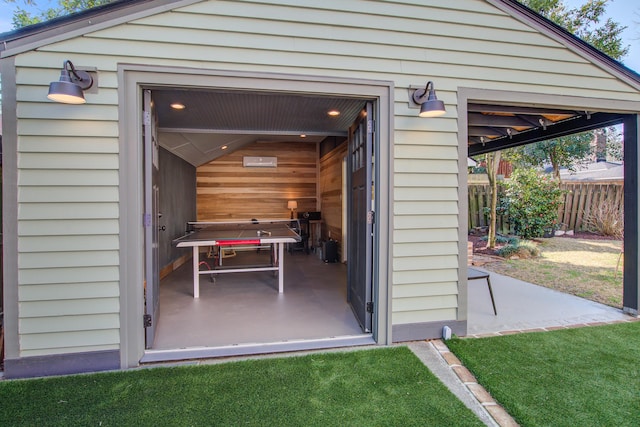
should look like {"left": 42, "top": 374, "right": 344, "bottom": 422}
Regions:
{"left": 497, "top": 240, "right": 540, "bottom": 258}
{"left": 480, "top": 234, "right": 519, "bottom": 245}
{"left": 501, "top": 168, "right": 565, "bottom": 239}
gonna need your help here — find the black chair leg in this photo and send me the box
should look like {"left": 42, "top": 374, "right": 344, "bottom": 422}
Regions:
{"left": 486, "top": 276, "right": 497, "bottom": 315}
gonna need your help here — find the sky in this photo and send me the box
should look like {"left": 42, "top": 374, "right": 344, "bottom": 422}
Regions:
{"left": 0, "top": 0, "right": 638, "bottom": 72}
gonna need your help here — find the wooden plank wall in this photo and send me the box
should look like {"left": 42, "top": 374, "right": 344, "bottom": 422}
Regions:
{"left": 319, "top": 139, "right": 348, "bottom": 247}
{"left": 196, "top": 141, "right": 318, "bottom": 221}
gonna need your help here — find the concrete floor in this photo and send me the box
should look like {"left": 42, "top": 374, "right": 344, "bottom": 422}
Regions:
{"left": 467, "top": 267, "right": 631, "bottom": 336}
{"left": 153, "top": 249, "right": 363, "bottom": 350}
{"left": 152, "top": 254, "right": 632, "bottom": 352}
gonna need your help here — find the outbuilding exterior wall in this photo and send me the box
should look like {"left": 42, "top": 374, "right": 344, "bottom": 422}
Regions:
{"left": 2, "top": 0, "right": 640, "bottom": 374}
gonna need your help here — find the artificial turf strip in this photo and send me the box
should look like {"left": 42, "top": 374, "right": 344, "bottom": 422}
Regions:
{"left": 447, "top": 321, "right": 640, "bottom": 427}
{"left": 0, "top": 346, "right": 484, "bottom": 427}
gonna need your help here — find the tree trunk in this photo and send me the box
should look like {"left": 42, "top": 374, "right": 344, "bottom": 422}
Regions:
{"left": 486, "top": 151, "right": 502, "bottom": 249}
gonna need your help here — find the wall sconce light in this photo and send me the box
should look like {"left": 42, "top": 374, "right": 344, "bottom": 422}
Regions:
{"left": 412, "top": 81, "right": 446, "bottom": 117}
{"left": 287, "top": 200, "right": 298, "bottom": 219}
{"left": 47, "top": 60, "right": 94, "bottom": 104}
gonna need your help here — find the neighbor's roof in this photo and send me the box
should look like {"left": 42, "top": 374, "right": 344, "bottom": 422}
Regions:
{"left": 0, "top": 0, "right": 639, "bottom": 89}
{"left": 558, "top": 161, "right": 624, "bottom": 181}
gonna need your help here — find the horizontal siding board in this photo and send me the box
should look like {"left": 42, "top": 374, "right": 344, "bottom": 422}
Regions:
{"left": 19, "top": 235, "right": 119, "bottom": 252}
{"left": 393, "top": 255, "right": 458, "bottom": 271}
{"left": 20, "top": 298, "right": 120, "bottom": 317}
{"left": 18, "top": 266, "right": 120, "bottom": 285}
{"left": 18, "top": 219, "right": 119, "bottom": 236}
{"left": 393, "top": 308, "right": 457, "bottom": 324}
{"left": 394, "top": 228, "right": 458, "bottom": 243}
{"left": 393, "top": 269, "right": 459, "bottom": 285}
{"left": 394, "top": 215, "right": 459, "bottom": 229}
{"left": 394, "top": 187, "right": 458, "bottom": 201}
{"left": 17, "top": 119, "right": 118, "bottom": 137}
{"left": 17, "top": 103, "right": 118, "bottom": 121}
{"left": 20, "top": 314, "right": 120, "bottom": 334}
{"left": 393, "top": 295, "right": 458, "bottom": 312}
{"left": 19, "top": 187, "right": 118, "bottom": 203}
{"left": 394, "top": 144, "right": 459, "bottom": 160}
{"left": 20, "top": 329, "right": 120, "bottom": 351}
{"left": 19, "top": 170, "right": 119, "bottom": 186}
{"left": 18, "top": 153, "right": 119, "bottom": 170}
{"left": 19, "top": 251, "right": 119, "bottom": 269}
{"left": 394, "top": 159, "right": 459, "bottom": 174}
{"left": 394, "top": 174, "right": 458, "bottom": 187}
{"left": 394, "top": 131, "right": 458, "bottom": 147}
{"left": 394, "top": 242, "right": 458, "bottom": 257}
{"left": 393, "top": 282, "right": 459, "bottom": 298}
{"left": 19, "top": 136, "right": 118, "bottom": 153}
{"left": 19, "top": 282, "right": 119, "bottom": 301}
{"left": 394, "top": 201, "right": 459, "bottom": 215}
{"left": 19, "top": 203, "right": 119, "bottom": 220}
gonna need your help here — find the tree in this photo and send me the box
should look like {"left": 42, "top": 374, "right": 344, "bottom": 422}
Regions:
{"left": 521, "top": 0, "right": 628, "bottom": 60}
{"left": 507, "top": 131, "right": 593, "bottom": 179}
{"left": 5, "top": 0, "right": 112, "bottom": 29}
{"left": 485, "top": 151, "right": 502, "bottom": 248}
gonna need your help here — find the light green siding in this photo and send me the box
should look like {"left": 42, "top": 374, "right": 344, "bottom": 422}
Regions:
{"left": 6, "top": 0, "right": 640, "bottom": 357}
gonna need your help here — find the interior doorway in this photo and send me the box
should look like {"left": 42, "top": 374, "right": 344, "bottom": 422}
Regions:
{"left": 141, "top": 86, "right": 378, "bottom": 361}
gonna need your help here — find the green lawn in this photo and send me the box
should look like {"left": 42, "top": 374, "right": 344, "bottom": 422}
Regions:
{"left": 483, "top": 237, "right": 624, "bottom": 307}
{"left": 447, "top": 321, "right": 640, "bottom": 427}
{"left": 0, "top": 347, "right": 484, "bottom": 427}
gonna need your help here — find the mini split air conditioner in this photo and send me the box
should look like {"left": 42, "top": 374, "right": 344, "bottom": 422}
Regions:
{"left": 243, "top": 156, "right": 277, "bottom": 167}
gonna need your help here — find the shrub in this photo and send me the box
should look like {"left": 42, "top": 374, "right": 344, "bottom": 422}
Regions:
{"left": 583, "top": 198, "right": 624, "bottom": 238}
{"left": 480, "top": 235, "right": 519, "bottom": 245}
{"left": 497, "top": 240, "right": 540, "bottom": 259}
{"left": 501, "top": 168, "right": 565, "bottom": 239}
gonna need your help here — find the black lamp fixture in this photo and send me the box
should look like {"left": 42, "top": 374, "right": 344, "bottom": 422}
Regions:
{"left": 412, "top": 81, "right": 446, "bottom": 117}
{"left": 47, "top": 60, "right": 94, "bottom": 104}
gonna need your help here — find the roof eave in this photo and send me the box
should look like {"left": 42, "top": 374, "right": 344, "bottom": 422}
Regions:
{"left": 0, "top": 0, "right": 198, "bottom": 57}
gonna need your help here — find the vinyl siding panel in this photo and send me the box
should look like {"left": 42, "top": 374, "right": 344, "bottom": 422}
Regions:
{"left": 19, "top": 282, "right": 120, "bottom": 300}
{"left": 8, "top": 0, "right": 640, "bottom": 356}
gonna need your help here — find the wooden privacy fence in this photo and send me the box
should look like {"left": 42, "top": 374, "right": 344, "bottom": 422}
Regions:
{"left": 468, "top": 180, "right": 624, "bottom": 233}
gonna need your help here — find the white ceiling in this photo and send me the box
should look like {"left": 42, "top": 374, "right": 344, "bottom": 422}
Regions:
{"left": 152, "top": 89, "right": 367, "bottom": 166}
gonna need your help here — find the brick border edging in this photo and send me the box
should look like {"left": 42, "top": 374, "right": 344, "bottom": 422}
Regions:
{"left": 430, "top": 339, "right": 519, "bottom": 427}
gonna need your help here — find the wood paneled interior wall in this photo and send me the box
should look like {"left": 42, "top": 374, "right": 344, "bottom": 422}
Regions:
{"left": 319, "top": 139, "right": 347, "bottom": 248}
{"left": 197, "top": 141, "right": 318, "bottom": 221}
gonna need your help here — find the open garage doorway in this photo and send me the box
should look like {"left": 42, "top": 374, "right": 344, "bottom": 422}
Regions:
{"left": 458, "top": 89, "right": 639, "bottom": 335}
{"left": 127, "top": 73, "right": 391, "bottom": 363}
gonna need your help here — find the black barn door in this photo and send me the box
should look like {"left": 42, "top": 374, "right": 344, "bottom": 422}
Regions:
{"left": 347, "top": 102, "right": 374, "bottom": 332}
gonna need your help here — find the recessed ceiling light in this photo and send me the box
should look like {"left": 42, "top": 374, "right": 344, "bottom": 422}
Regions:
{"left": 170, "top": 103, "right": 186, "bottom": 110}
{"left": 327, "top": 110, "right": 340, "bottom": 116}
{"left": 300, "top": 134, "right": 306, "bottom": 138}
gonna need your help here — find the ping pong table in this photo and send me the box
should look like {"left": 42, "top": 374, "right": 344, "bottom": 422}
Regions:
{"left": 174, "top": 220, "right": 301, "bottom": 298}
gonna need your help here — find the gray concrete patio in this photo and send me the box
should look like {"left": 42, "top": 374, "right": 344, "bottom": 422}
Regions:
{"left": 467, "top": 267, "right": 633, "bottom": 336}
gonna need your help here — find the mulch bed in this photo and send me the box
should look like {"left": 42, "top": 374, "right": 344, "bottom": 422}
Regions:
{"left": 469, "top": 230, "right": 618, "bottom": 257}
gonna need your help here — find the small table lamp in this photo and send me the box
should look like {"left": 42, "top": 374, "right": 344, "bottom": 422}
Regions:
{"left": 287, "top": 200, "right": 298, "bottom": 219}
